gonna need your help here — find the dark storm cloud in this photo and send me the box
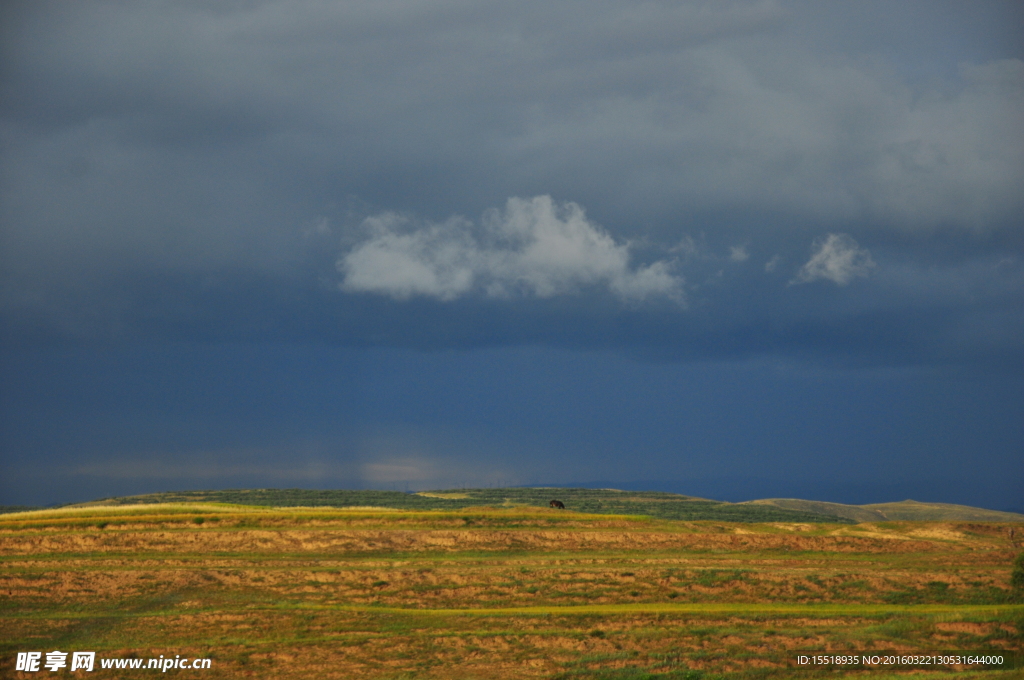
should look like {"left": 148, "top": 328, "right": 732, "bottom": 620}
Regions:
{"left": 1, "top": 0, "right": 1023, "bottom": 367}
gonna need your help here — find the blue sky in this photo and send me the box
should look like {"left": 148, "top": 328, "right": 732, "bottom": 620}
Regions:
{"left": 1, "top": 0, "right": 1022, "bottom": 509}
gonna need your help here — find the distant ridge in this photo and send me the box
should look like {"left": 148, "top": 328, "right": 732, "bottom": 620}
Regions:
{"left": 0, "top": 505, "right": 44, "bottom": 515}
{"left": 56, "top": 487, "right": 852, "bottom": 523}
{"left": 21, "top": 488, "right": 1022, "bottom": 523}
{"left": 742, "top": 498, "right": 1024, "bottom": 523}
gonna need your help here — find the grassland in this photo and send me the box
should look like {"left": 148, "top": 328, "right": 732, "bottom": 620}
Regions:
{"left": 61, "top": 487, "right": 860, "bottom": 523}
{"left": 743, "top": 500, "right": 1024, "bottom": 524}
{"left": 2, "top": 503, "right": 1022, "bottom": 679}
{"left": 65, "top": 487, "right": 1024, "bottom": 525}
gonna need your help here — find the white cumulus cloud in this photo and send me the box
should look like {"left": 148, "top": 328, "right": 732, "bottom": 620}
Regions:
{"left": 338, "top": 196, "right": 684, "bottom": 303}
{"left": 792, "top": 233, "right": 875, "bottom": 286}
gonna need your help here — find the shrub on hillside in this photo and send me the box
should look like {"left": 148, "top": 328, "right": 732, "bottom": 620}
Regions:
{"left": 1012, "top": 552, "right": 1024, "bottom": 591}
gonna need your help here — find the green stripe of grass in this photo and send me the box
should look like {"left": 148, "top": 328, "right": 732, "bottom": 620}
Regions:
{"left": 308, "top": 602, "right": 1024, "bottom": 616}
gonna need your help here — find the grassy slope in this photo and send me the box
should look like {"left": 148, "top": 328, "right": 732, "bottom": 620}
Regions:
{"left": 57, "top": 486, "right": 1024, "bottom": 524}
{"left": 62, "top": 487, "right": 857, "bottom": 524}
{"left": 863, "top": 501, "right": 1024, "bottom": 522}
{"left": 1, "top": 503, "right": 1022, "bottom": 679}
{"left": 743, "top": 499, "right": 1024, "bottom": 523}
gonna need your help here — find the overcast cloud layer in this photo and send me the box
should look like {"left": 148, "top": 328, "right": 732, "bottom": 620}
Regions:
{"left": 2, "top": 0, "right": 1023, "bottom": 361}
{"left": 1, "top": 1, "right": 1022, "bottom": 508}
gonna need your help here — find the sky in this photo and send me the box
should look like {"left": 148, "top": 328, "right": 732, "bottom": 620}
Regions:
{"left": 1, "top": 0, "right": 1022, "bottom": 510}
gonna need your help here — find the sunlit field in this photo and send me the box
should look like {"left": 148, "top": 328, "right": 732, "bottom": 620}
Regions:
{"left": 2, "top": 504, "right": 1022, "bottom": 679}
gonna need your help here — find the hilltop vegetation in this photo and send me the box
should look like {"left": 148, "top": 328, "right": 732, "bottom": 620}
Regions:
{"left": 49, "top": 486, "right": 1024, "bottom": 525}
{"left": 862, "top": 500, "right": 1024, "bottom": 522}
{"left": 744, "top": 498, "right": 1024, "bottom": 523}
{"left": 0, "top": 505, "right": 42, "bottom": 515}
{"left": 65, "top": 487, "right": 856, "bottom": 523}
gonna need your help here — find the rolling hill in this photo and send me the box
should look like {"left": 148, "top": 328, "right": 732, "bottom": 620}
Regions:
{"left": 742, "top": 498, "right": 1024, "bottom": 523}
{"left": 12, "top": 487, "right": 1021, "bottom": 523}
{"left": 3, "top": 500, "right": 1022, "bottom": 678}
{"left": 59, "top": 487, "right": 854, "bottom": 522}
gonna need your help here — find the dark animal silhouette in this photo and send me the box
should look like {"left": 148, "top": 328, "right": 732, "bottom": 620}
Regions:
{"left": 549, "top": 499, "right": 565, "bottom": 509}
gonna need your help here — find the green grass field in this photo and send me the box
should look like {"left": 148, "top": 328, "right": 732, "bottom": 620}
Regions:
{"left": 2, "top": 503, "right": 1022, "bottom": 678}
{"left": 61, "top": 487, "right": 862, "bottom": 523}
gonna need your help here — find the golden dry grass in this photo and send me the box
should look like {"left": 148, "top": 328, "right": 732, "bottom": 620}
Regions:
{"left": 2, "top": 505, "right": 1022, "bottom": 679}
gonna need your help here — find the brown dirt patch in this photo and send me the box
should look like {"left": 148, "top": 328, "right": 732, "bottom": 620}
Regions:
{"left": 935, "top": 622, "right": 995, "bottom": 635}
